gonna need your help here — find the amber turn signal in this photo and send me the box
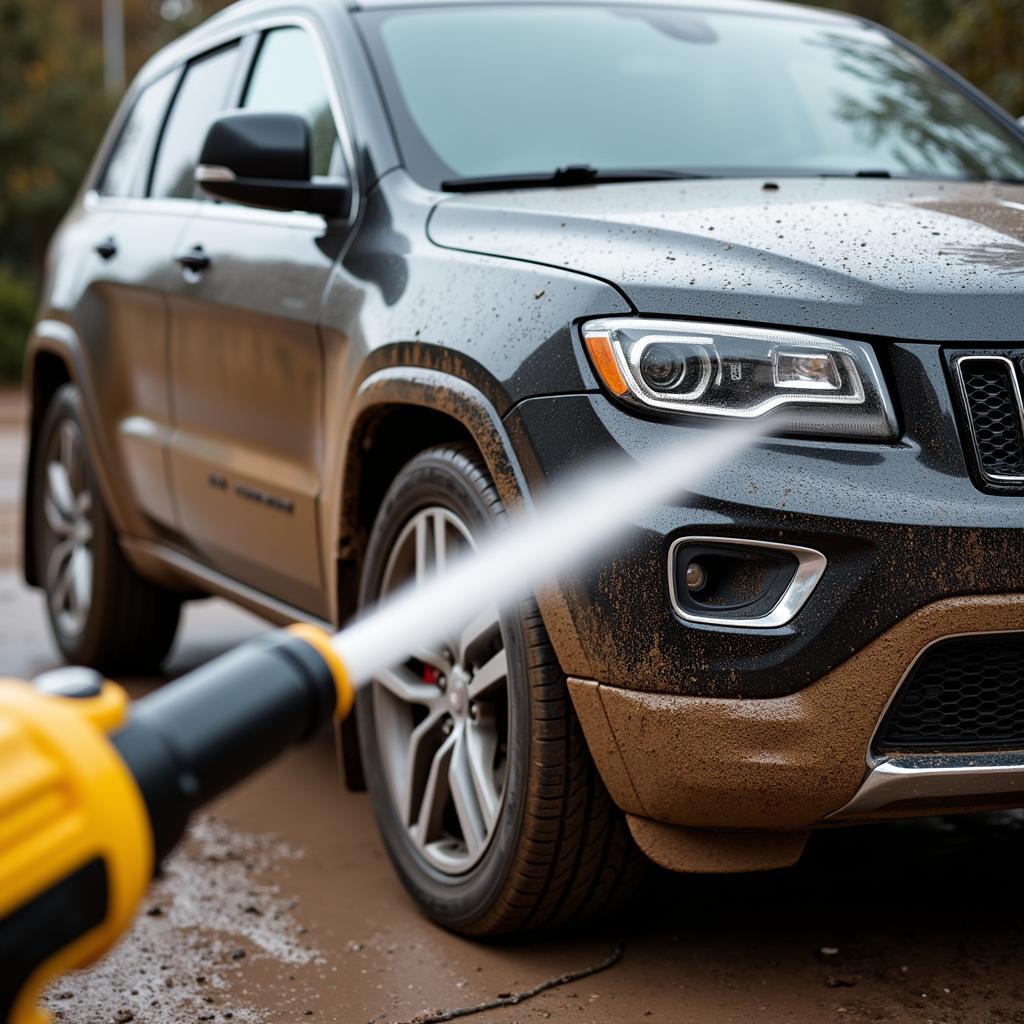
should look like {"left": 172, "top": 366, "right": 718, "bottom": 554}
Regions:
{"left": 584, "top": 332, "right": 630, "bottom": 396}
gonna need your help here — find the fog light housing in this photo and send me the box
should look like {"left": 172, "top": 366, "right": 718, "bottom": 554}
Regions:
{"left": 668, "top": 537, "right": 827, "bottom": 629}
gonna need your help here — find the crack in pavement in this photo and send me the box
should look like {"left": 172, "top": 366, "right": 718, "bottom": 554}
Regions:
{"left": 380, "top": 936, "right": 628, "bottom": 1024}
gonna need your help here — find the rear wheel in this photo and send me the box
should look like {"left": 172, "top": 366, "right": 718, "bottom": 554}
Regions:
{"left": 357, "top": 444, "right": 644, "bottom": 936}
{"left": 30, "top": 384, "right": 182, "bottom": 674}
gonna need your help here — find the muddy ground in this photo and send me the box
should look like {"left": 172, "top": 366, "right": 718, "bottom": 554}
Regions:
{"left": 3, "top": 393, "right": 1024, "bottom": 1024}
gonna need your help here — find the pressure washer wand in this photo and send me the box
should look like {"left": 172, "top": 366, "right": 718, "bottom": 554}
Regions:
{"left": 110, "top": 624, "right": 352, "bottom": 865}
{"left": 0, "top": 623, "right": 352, "bottom": 1024}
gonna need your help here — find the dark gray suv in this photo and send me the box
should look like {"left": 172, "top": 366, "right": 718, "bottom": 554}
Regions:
{"left": 24, "top": 0, "right": 1024, "bottom": 935}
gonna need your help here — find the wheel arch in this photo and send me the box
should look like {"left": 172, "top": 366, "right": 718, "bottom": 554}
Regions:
{"left": 332, "top": 368, "right": 541, "bottom": 790}
{"left": 337, "top": 370, "right": 533, "bottom": 615}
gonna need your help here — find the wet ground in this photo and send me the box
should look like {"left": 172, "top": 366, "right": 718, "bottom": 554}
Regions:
{"left": 3, "top": 393, "right": 1024, "bottom": 1023}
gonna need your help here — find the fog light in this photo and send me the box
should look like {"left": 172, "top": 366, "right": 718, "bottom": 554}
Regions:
{"left": 685, "top": 561, "right": 707, "bottom": 592}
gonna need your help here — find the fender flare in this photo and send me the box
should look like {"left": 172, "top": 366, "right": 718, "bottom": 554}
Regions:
{"left": 344, "top": 365, "right": 534, "bottom": 512}
{"left": 334, "top": 364, "right": 592, "bottom": 673}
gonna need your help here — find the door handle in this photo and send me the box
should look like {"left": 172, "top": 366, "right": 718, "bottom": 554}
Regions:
{"left": 94, "top": 237, "right": 118, "bottom": 261}
{"left": 175, "top": 245, "right": 211, "bottom": 274}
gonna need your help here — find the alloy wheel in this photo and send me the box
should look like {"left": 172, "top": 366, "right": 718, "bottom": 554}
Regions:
{"left": 371, "top": 506, "right": 510, "bottom": 874}
{"left": 43, "top": 418, "right": 94, "bottom": 637}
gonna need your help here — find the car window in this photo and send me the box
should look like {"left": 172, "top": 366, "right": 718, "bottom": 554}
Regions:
{"left": 358, "top": 5, "right": 1024, "bottom": 188}
{"left": 242, "top": 27, "right": 341, "bottom": 178}
{"left": 150, "top": 43, "right": 242, "bottom": 200}
{"left": 98, "top": 72, "right": 178, "bottom": 198}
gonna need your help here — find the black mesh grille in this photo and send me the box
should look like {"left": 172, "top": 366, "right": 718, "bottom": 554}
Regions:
{"left": 875, "top": 634, "right": 1024, "bottom": 754}
{"left": 958, "top": 358, "right": 1024, "bottom": 481}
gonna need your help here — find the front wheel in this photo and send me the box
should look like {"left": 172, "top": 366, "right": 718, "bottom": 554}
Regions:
{"left": 30, "top": 384, "right": 182, "bottom": 674}
{"left": 356, "top": 444, "right": 644, "bottom": 936}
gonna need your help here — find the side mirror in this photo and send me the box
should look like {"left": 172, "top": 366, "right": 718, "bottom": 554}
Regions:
{"left": 195, "top": 111, "right": 350, "bottom": 218}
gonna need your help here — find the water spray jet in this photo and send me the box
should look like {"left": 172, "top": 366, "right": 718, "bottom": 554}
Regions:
{"left": 336, "top": 417, "right": 770, "bottom": 687}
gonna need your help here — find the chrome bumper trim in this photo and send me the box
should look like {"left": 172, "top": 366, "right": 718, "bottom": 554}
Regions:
{"left": 828, "top": 752, "right": 1024, "bottom": 819}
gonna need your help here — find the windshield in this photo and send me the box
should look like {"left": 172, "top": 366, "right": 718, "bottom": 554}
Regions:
{"left": 357, "top": 4, "right": 1024, "bottom": 189}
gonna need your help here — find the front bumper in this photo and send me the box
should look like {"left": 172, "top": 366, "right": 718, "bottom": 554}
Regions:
{"left": 507, "top": 338, "right": 1024, "bottom": 854}
{"left": 568, "top": 594, "right": 1024, "bottom": 838}
{"left": 505, "top": 341, "right": 1024, "bottom": 699}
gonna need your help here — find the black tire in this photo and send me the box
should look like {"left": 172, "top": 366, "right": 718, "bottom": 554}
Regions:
{"left": 357, "top": 444, "right": 644, "bottom": 936}
{"left": 30, "top": 384, "right": 182, "bottom": 674}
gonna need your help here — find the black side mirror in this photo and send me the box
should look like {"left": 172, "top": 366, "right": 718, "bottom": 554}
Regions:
{"left": 195, "top": 111, "right": 350, "bottom": 218}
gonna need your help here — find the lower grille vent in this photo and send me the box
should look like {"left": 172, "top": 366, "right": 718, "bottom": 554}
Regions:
{"left": 875, "top": 633, "right": 1024, "bottom": 754}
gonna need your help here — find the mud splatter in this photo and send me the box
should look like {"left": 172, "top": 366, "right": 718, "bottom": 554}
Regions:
{"left": 43, "top": 817, "right": 320, "bottom": 1024}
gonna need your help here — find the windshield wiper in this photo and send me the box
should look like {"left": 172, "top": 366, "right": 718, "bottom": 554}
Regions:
{"left": 440, "top": 164, "right": 711, "bottom": 192}
{"left": 817, "top": 169, "right": 892, "bottom": 179}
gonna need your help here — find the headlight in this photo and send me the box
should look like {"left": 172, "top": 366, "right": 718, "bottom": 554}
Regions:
{"left": 582, "top": 318, "right": 897, "bottom": 439}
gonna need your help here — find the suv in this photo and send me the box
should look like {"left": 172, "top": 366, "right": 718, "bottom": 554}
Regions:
{"left": 24, "top": 0, "right": 1024, "bottom": 935}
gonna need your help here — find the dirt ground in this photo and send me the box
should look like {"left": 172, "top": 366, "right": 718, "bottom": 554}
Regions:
{"left": 4, "top": 393, "right": 1024, "bottom": 1024}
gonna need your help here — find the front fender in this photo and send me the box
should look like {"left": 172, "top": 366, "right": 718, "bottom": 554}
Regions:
{"left": 328, "top": 365, "right": 594, "bottom": 679}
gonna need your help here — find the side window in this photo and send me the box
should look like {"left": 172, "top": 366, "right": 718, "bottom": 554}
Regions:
{"left": 242, "top": 28, "right": 341, "bottom": 178}
{"left": 99, "top": 72, "right": 178, "bottom": 198}
{"left": 150, "top": 43, "right": 242, "bottom": 200}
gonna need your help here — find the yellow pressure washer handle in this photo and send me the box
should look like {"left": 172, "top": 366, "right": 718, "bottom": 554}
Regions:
{"left": 0, "top": 625, "right": 352, "bottom": 1024}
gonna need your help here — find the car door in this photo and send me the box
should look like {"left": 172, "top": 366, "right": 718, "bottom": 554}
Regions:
{"left": 164, "top": 24, "right": 351, "bottom": 617}
{"left": 72, "top": 68, "right": 189, "bottom": 535}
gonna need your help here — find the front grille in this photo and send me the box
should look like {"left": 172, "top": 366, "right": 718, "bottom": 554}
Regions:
{"left": 874, "top": 634, "right": 1024, "bottom": 754}
{"left": 955, "top": 355, "right": 1024, "bottom": 483}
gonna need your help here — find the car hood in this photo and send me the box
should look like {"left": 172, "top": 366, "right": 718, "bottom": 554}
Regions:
{"left": 428, "top": 178, "right": 1024, "bottom": 342}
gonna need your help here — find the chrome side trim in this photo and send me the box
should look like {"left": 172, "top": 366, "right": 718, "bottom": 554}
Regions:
{"left": 828, "top": 752, "right": 1024, "bottom": 818}
{"left": 195, "top": 164, "right": 236, "bottom": 183}
{"left": 954, "top": 354, "right": 1024, "bottom": 483}
{"left": 666, "top": 535, "right": 826, "bottom": 629}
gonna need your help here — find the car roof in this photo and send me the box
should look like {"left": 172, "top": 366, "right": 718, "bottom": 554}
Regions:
{"left": 345, "top": 0, "right": 859, "bottom": 27}
{"left": 136, "top": 0, "right": 863, "bottom": 88}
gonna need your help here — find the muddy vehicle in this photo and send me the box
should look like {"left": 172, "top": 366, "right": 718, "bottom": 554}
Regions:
{"left": 23, "top": 0, "right": 1024, "bottom": 935}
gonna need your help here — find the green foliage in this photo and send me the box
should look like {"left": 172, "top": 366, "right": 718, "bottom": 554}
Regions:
{"left": 804, "top": 0, "right": 1024, "bottom": 115}
{"left": 0, "top": 268, "right": 36, "bottom": 381}
{"left": 0, "top": 0, "right": 111, "bottom": 380}
{"left": 0, "top": 0, "right": 111, "bottom": 272}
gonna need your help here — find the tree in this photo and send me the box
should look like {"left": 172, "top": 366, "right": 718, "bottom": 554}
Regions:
{"left": 804, "top": 0, "right": 1024, "bottom": 115}
{"left": 75, "top": 0, "right": 235, "bottom": 83}
{"left": 0, "top": 0, "right": 112, "bottom": 376}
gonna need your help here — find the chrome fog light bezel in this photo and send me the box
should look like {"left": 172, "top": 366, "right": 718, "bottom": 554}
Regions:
{"left": 667, "top": 535, "right": 827, "bottom": 629}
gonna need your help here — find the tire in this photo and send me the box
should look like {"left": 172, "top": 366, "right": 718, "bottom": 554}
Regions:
{"left": 30, "top": 384, "right": 182, "bottom": 674}
{"left": 356, "top": 444, "right": 644, "bottom": 936}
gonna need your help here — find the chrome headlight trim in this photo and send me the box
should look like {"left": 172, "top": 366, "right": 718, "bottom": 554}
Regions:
{"left": 583, "top": 317, "right": 897, "bottom": 439}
